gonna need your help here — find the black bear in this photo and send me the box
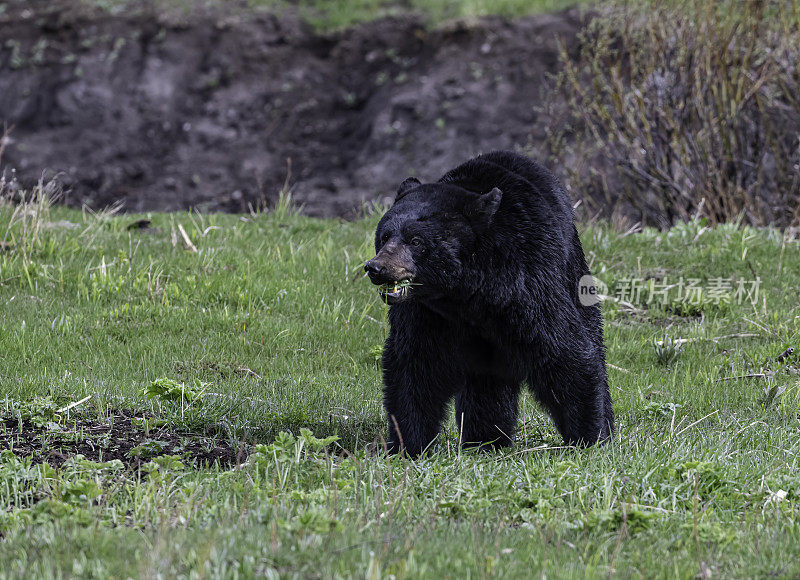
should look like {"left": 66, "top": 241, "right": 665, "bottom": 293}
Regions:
{"left": 365, "top": 151, "right": 614, "bottom": 456}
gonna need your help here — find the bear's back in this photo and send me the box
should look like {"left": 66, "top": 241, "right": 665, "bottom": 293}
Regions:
{"left": 437, "top": 151, "right": 573, "bottom": 226}
{"left": 437, "top": 151, "right": 575, "bottom": 252}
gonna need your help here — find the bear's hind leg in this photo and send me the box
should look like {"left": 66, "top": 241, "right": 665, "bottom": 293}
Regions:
{"left": 455, "top": 377, "right": 519, "bottom": 450}
{"left": 529, "top": 357, "right": 614, "bottom": 447}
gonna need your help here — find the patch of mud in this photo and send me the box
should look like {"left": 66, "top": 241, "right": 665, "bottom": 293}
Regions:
{"left": 0, "top": 409, "right": 246, "bottom": 469}
{"left": 0, "top": 1, "right": 584, "bottom": 216}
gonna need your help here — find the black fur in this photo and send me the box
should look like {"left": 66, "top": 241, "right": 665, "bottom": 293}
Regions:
{"left": 366, "top": 151, "right": 614, "bottom": 456}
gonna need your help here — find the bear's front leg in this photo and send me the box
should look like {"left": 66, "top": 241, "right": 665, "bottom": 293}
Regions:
{"left": 382, "top": 365, "right": 457, "bottom": 457}
{"left": 381, "top": 334, "right": 461, "bottom": 457}
{"left": 455, "top": 376, "right": 519, "bottom": 450}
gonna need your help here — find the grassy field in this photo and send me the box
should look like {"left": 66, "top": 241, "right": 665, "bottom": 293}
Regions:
{"left": 79, "top": 0, "right": 586, "bottom": 30}
{"left": 2, "top": 184, "right": 800, "bottom": 577}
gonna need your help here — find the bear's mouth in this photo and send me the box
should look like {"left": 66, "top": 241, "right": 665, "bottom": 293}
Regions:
{"left": 378, "top": 279, "right": 413, "bottom": 304}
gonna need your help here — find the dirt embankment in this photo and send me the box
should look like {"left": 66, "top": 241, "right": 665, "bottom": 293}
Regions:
{"left": 0, "top": 2, "right": 583, "bottom": 217}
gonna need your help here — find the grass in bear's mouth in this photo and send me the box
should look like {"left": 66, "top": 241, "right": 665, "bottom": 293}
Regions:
{"left": 378, "top": 278, "right": 414, "bottom": 300}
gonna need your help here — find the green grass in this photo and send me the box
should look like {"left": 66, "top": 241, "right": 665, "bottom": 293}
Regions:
{"left": 77, "top": 0, "right": 587, "bottom": 31}
{"left": 292, "top": 0, "right": 585, "bottom": 31}
{"left": 2, "top": 185, "right": 800, "bottom": 577}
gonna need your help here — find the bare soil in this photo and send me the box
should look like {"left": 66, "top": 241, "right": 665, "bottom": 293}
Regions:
{"left": 0, "top": 409, "right": 246, "bottom": 469}
{"left": 0, "top": 0, "right": 583, "bottom": 217}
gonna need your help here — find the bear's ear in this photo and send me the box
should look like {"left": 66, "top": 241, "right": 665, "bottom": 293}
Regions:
{"left": 396, "top": 177, "right": 421, "bottom": 201}
{"left": 468, "top": 187, "right": 503, "bottom": 224}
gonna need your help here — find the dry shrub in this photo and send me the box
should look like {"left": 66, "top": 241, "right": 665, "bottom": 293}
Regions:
{"left": 551, "top": 0, "right": 800, "bottom": 228}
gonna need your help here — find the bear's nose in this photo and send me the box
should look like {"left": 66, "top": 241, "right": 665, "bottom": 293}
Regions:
{"left": 364, "top": 260, "right": 384, "bottom": 277}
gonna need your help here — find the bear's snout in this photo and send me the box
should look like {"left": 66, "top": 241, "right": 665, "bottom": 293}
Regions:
{"left": 364, "top": 257, "right": 413, "bottom": 285}
{"left": 364, "top": 246, "right": 415, "bottom": 286}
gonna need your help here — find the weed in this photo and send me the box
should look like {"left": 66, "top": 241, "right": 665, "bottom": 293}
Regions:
{"left": 759, "top": 379, "right": 788, "bottom": 409}
{"left": 1, "top": 176, "right": 59, "bottom": 266}
{"left": 143, "top": 378, "right": 206, "bottom": 407}
{"left": 654, "top": 334, "right": 684, "bottom": 366}
{"left": 127, "top": 439, "right": 170, "bottom": 459}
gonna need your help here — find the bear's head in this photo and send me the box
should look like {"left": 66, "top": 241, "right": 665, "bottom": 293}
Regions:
{"left": 365, "top": 177, "right": 502, "bottom": 305}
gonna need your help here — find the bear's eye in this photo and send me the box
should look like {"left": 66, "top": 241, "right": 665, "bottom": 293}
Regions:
{"left": 380, "top": 232, "right": 391, "bottom": 245}
{"left": 410, "top": 237, "right": 422, "bottom": 247}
